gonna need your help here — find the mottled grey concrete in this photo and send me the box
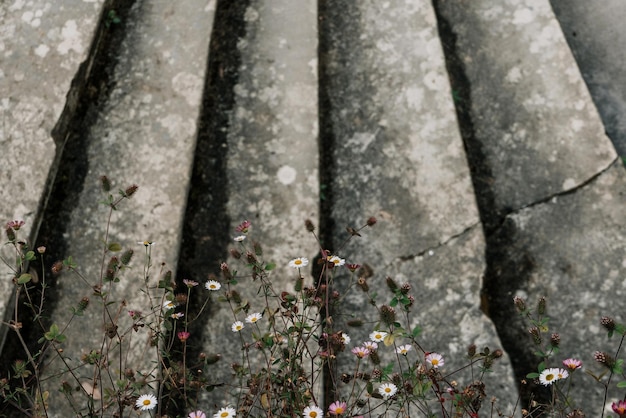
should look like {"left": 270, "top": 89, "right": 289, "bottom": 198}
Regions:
{"left": 488, "top": 160, "right": 626, "bottom": 412}
{"left": 40, "top": 1, "right": 215, "bottom": 415}
{"left": 0, "top": 0, "right": 104, "bottom": 356}
{"left": 321, "top": 0, "right": 518, "bottom": 412}
{"left": 199, "top": 0, "right": 319, "bottom": 410}
{"left": 436, "top": 0, "right": 616, "bottom": 214}
{"left": 435, "top": 0, "right": 625, "bottom": 413}
{"left": 551, "top": 0, "right": 626, "bottom": 156}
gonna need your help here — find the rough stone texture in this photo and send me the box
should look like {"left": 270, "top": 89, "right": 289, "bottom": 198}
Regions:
{"left": 0, "top": 0, "right": 104, "bottom": 349}
{"left": 435, "top": 0, "right": 626, "bottom": 413}
{"left": 320, "top": 0, "right": 518, "bottom": 412}
{"left": 199, "top": 0, "right": 319, "bottom": 409}
{"left": 436, "top": 0, "right": 616, "bottom": 215}
{"left": 550, "top": 0, "right": 626, "bottom": 156}
{"left": 39, "top": 1, "right": 215, "bottom": 415}
{"left": 487, "top": 161, "right": 626, "bottom": 411}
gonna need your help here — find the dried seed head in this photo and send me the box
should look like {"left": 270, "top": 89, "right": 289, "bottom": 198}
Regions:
{"left": 594, "top": 351, "right": 616, "bottom": 369}
{"left": 400, "top": 282, "right": 411, "bottom": 295}
{"left": 366, "top": 216, "right": 377, "bottom": 226}
{"left": 513, "top": 296, "right": 526, "bottom": 313}
{"left": 380, "top": 305, "right": 396, "bottom": 325}
{"left": 550, "top": 333, "right": 560, "bottom": 348}
{"left": 124, "top": 184, "right": 138, "bottom": 197}
{"left": 52, "top": 261, "right": 64, "bottom": 275}
{"left": 467, "top": 344, "right": 477, "bottom": 358}
{"left": 305, "top": 219, "right": 315, "bottom": 232}
{"left": 601, "top": 316, "right": 616, "bottom": 332}
{"left": 357, "top": 277, "right": 369, "bottom": 292}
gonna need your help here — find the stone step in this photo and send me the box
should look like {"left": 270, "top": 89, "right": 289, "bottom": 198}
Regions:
{"left": 0, "top": 0, "right": 107, "bottom": 355}
{"left": 8, "top": 0, "right": 216, "bottom": 416}
{"left": 176, "top": 0, "right": 320, "bottom": 411}
{"left": 2, "top": 0, "right": 626, "bottom": 416}
{"left": 319, "top": 0, "right": 517, "bottom": 412}
{"left": 435, "top": 0, "right": 626, "bottom": 411}
{"left": 551, "top": 0, "right": 626, "bottom": 156}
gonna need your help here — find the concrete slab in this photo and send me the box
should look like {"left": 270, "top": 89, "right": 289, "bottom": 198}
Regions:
{"left": 195, "top": 0, "right": 319, "bottom": 412}
{"left": 320, "top": 0, "right": 518, "bottom": 413}
{"left": 486, "top": 160, "right": 626, "bottom": 412}
{"left": 435, "top": 0, "right": 616, "bottom": 215}
{"left": 0, "top": 0, "right": 105, "bottom": 351}
{"left": 551, "top": 0, "right": 626, "bottom": 156}
{"left": 34, "top": 1, "right": 215, "bottom": 415}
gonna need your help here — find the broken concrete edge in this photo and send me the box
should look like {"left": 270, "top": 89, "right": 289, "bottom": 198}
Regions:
{"left": 0, "top": 0, "right": 135, "bottom": 369}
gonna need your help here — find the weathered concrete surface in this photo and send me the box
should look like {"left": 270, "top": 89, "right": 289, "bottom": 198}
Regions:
{"left": 320, "top": 0, "right": 518, "bottom": 413}
{"left": 0, "top": 0, "right": 105, "bottom": 352}
{"left": 37, "top": 1, "right": 215, "bottom": 415}
{"left": 434, "top": 0, "right": 625, "bottom": 412}
{"left": 197, "top": 0, "right": 319, "bottom": 411}
{"left": 435, "top": 0, "right": 616, "bottom": 218}
{"left": 486, "top": 160, "right": 626, "bottom": 412}
{"left": 550, "top": 0, "right": 626, "bottom": 157}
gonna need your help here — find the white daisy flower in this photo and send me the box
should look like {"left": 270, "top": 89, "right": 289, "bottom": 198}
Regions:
{"left": 245, "top": 312, "right": 262, "bottom": 324}
{"left": 363, "top": 341, "right": 378, "bottom": 351}
{"left": 205, "top": 280, "right": 221, "bottom": 291}
{"left": 135, "top": 393, "right": 157, "bottom": 411}
{"left": 162, "top": 300, "right": 176, "bottom": 310}
{"left": 425, "top": 352, "right": 444, "bottom": 369}
{"left": 539, "top": 367, "right": 567, "bottom": 386}
{"left": 328, "top": 255, "right": 345, "bottom": 267}
{"left": 369, "top": 330, "right": 388, "bottom": 342}
{"left": 341, "top": 332, "right": 351, "bottom": 345}
{"left": 231, "top": 321, "right": 244, "bottom": 332}
{"left": 303, "top": 404, "right": 323, "bottom": 418}
{"left": 378, "top": 382, "right": 398, "bottom": 399}
{"left": 233, "top": 235, "right": 246, "bottom": 242}
{"left": 213, "top": 406, "right": 236, "bottom": 418}
{"left": 288, "top": 257, "right": 309, "bottom": 268}
{"left": 396, "top": 344, "right": 412, "bottom": 355}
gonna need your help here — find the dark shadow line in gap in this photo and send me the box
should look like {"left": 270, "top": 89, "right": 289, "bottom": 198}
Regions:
{"left": 172, "top": 0, "right": 250, "bottom": 415}
{"left": 430, "top": 0, "right": 547, "bottom": 408}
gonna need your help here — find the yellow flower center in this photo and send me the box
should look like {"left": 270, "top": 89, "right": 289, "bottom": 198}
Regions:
{"left": 143, "top": 400, "right": 150, "bottom": 405}
{"left": 385, "top": 388, "right": 391, "bottom": 393}
{"left": 335, "top": 407, "right": 344, "bottom": 414}
{"left": 546, "top": 374, "right": 554, "bottom": 381}
{"left": 310, "top": 413, "right": 317, "bottom": 418}
{"left": 221, "top": 413, "right": 229, "bottom": 417}
{"left": 295, "top": 260, "right": 302, "bottom": 265}
{"left": 431, "top": 359, "right": 439, "bottom": 366}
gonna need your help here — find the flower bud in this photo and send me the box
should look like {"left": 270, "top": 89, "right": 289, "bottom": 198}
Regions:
{"left": 305, "top": 219, "right": 315, "bottom": 232}
{"left": 550, "top": 333, "right": 560, "bottom": 348}
{"left": 121, "top": 249, "right": 133, "bottom": 266}
{"left": 385, "top": 277, "right": 399, "bottom": 293}
{"left": 601, "top": 316, "right": 616, "bottom": 332}
{"left": 537, "top": 296, "right": 546, "bottom": 315}
{"left": 366, "top": 216, "right": 377, "bottom": 226}
{"left": 124, "top": 184, "right": 138, "bottom": 197}
{"left": 100, "top": 175, "right": 111, "bottom": 192}
{"left": 513, "top": 296, "right": 526, "bottom": 313}
{"left": 380, "top": 305, "right": 396, "bottom": 325}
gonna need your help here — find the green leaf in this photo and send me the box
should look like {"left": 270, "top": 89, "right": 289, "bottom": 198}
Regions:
{"left": 17, "top": 274, "right": 32, "bottom": 284}
{"left": 25, "top": 251, "right": 36, "bottom": 261}
{"left": 390, "top": 297, "right": 398, "bottom": 307}
{"left": 108, "top": 243, "right": 122, "bottom": 252}
{"left": 264, "top": 262, "right": 276, "bottom": 271}
{"left": 526, "top": 372, "right": 540, "bottom": 379}
{"left": 617, "top": 381, "right": 626, "bottom": 388}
